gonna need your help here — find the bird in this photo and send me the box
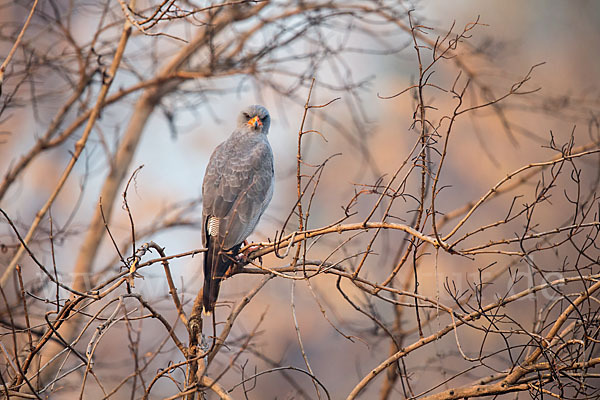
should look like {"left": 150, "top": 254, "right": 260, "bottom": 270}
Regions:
{"left": 201, "top": 105, "right": 274, "bottom": 314}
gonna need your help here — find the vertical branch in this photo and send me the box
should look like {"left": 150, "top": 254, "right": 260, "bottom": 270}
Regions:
{"left": 408, "top": 10, "right": 429, "bottom": 340}
{"left": 291, "top": 78, "right": 316, "bottom": 272}
{"left": 15, "top": 265, "right": 33, "bottom": 351}
{"left": 291, "top": 280, "right": 321, "bottom": 399}
{"left": 185, "top": 290, "right": 204, "bottom": 400}
{"left": 0, "top": 0, "right": 39, "bottom": 93}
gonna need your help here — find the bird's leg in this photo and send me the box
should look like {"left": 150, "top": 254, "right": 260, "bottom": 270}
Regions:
{"left": 224, "top": 242, "right": 250, "bottom": 277}
{"left": 242, "top": 240, "right": 263, "bottom": 257}
{"left": 235, "top": 240, "right": 263, "bottom": 266}
{"left": 224, "top": 240, "right": 266, "bottom": 278}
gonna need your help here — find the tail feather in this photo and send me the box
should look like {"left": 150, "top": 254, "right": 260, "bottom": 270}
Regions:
{"left": 202, "top": 238, "right": 240, "bottom": 313}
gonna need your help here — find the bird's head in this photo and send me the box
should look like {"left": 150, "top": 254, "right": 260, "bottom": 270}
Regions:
{"left": 238, "top": 105, "right": 271, "bottom": 134}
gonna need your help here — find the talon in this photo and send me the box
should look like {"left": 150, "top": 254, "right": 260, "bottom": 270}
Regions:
{"left": 233, "top": 242, "right": 264, "bottom": 269}
{"left": 241, "top": 243, "right": 262, "bottom": 260}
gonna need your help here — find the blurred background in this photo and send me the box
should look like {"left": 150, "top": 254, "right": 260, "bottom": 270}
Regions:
{"left": 1, "top": 1, "right": 599, "bottom": 398}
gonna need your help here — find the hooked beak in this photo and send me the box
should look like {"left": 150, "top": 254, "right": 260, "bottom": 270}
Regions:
{"left": 247, "top": 115, "right": 262, "bottom": 129}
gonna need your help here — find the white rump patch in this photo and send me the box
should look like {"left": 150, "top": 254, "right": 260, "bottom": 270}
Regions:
{"left": 207, "top": 216, "right": 220, "bottom": 237}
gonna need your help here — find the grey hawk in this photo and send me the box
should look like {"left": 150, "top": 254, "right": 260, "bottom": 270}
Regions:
{"left": 201, "top": 105, "right": 274, "bottom": 313}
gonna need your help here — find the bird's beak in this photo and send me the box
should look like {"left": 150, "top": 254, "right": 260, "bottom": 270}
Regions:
{"left": 247, "top": 115, "right": 262, "bottom": 128}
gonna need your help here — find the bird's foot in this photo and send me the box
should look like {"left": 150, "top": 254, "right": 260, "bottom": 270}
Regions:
{"left": 224, "top": 242, "right": 265, "bottom": 278}
{"left": 236, "top": 242, "right": 264, "bottom": 266}
{"left": 244, "top": 242, "right": 263, "bottom": 262}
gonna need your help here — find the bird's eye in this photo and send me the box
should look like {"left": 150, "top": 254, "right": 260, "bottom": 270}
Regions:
{"left": 243, "top": 113, "right": 251, "bottom": 119}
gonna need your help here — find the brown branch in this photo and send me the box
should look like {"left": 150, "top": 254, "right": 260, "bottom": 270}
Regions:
{"left": 0, "top": 0, "right": 39, "bottom": 92}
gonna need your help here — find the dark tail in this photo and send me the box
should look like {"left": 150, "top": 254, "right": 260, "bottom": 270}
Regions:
{"left": 202, "top": 238, "right": 240, "bottom": 313}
